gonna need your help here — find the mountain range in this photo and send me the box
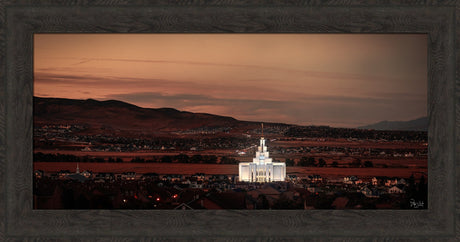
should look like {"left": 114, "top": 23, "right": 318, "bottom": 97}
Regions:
{"left": 33, "top": 97, "right": 269, "bottom": 134}
{"left": 357, "top": 116, "right": 428, "bottom": 131}
{"left": 34, "top": 96, "right": 427, "bottom": 133}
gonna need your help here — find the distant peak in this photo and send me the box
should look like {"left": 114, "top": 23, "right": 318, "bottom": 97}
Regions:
{"left": 357, "top": 116, "right": 428, "bottom": 131}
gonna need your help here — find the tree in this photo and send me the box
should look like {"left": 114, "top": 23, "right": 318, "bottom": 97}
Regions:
{"left": 161, "top": 156, "right": 172, "bottom": 163}
{"left": 285, "top": 158, "right": 295, "bottom": 167}
{"left": 406, "top": 174, "right": 417, "bottom": 199}
{"left": 95, "top": 157, "right": 105, "bottom": 163}
{"left": 318, "top": 158, "right": 326, "bottom": 167}
{"left": 299, "top": 156, "right": 316, "bottom": 167}
{"left": 221, "top": 156, "right": 238, "bottom": 164}
{"left": 417, "top": 175, "right": 427, "bottom": 204}
{"left": 350, "top": 158, "right": 362, "bottom": 168}
{"left": 203, "top": 155, "right": 218, "bottom": 164}
{"left": 256, "top": 194, "right": 270, "bottom": 209}
{"left": 131, "top": 157, "right": 145, "bottom": 163}
{"left": 272, "top": 194, "right": 298, "bottom": 209}
{"left": 363, "top": 160, "right": 373, "bottom": 168}
{"left": 190, "top": 154, "right": 203, "bottom": 163}
{"left": 175, "top": 154, "right": 189, "bottom": 163}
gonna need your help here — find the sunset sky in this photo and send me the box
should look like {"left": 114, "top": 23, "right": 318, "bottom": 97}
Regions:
{"left": 34, "top": 34, "right": 427, "bottom": 128}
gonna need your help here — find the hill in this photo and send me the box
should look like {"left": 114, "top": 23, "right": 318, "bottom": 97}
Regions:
{"left": 33, "top": 97, "right": 286, "bottom": 135}
{"left": 357, "top": 117, "right": 428, "bottom": 131}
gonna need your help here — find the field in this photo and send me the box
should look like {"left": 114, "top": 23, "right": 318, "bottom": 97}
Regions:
{"left": 34, "top": 162, "right": 427, "bottom": 179}
{"left": 34, "top": 134, "right": 427, "bottom": 180}
{"left": 272, "top": 139, "right": 427, "bottom": 149}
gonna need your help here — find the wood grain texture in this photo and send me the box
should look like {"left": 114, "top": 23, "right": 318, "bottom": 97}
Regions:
{"left": 0, "top": 1, "right": 458, "bottom": 241}
{"left": 7, "top": 0, "right": 459, "bottom": 7}
{"left": 456, "top": 3, "right": 460, "bottom": 242}
{"left": 0, "top": 0, "right": 8, "bottom": 241}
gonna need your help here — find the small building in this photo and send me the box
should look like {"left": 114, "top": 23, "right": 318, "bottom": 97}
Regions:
{"left": 34, "top": 170, "right": 44, "bottom": 179}
{"left": 332, "top": 197, "right": 349, "bottom": 209}
{"left": 343, "top": 176, "right": 358, "bottom": 184}
{"left": 95, "top": 172, "right": 115, "bottom": 180}
{"left": 57, "top": 170, "right": 71, "bottom": 179}
{"left": 81, "top": 170, "right": 92, "bottom": 179}
{"left": 190, "top": 181, "right": 204, "bottom": 189}
{"left": 163, "top": 174, "right": 182, "bottom": 182}
{"left": 142, "top": 173, "right": 159, "bottom": 180}
{"left": 174, "top": 203, "right": 194, "bottom": 210}
{"left": 397, "top": 178, "right": 407, "bottom": 185}
{"left": 308, "top": 175, "right": 323, "bottom": 183}
{"left": 371, "top": 177, "right": 378, "bottom": 186}
{"left": 192, "top": 173, "right": 206, "bottom": 181}
{"left": 385, "top": 178, "right": 399, "bottom": 187}
{"left": 388, "top": 185, "right": 405, "bottom": 194}
{"left": 121, "top": 172, "right": 136, "bottom": 180}
{"left": 287, "top": 174, "right": 298, "bottom": 182}
{"left": 360, "top": 186, "right": 380, "bottom": 198}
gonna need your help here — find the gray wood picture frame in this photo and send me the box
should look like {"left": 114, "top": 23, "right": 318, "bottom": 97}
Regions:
{"left": 0, "top": 1, "right": 458, "bottom": 240}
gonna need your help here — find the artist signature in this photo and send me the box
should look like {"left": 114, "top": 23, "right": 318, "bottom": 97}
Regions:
{"left": 410, "top": 199, "right": 425, "bottom": 208}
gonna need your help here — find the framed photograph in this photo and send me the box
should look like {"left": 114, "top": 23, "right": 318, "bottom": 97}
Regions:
{"left": 1, "top": 1, "right": 458, "bottom": 240}
{"left": 32, "top": 33, "right": 428, "bottom": 211}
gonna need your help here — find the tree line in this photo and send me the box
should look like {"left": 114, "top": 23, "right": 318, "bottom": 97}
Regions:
{"left": 285, "top": 157, "right": 374, "bottom": 168}
{"left": 33, "top": 152, "right": 240, "bottom": 164}
{"left": 34, "top": 152, "right": 377, "bottom": 168}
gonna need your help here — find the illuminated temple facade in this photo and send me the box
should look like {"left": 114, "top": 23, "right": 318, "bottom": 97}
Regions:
{"left": 238, "top": 129, "right": 286, "bottom": 182}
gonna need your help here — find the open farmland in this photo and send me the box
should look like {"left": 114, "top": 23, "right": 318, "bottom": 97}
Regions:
{"left": 34, "top": 162, "right": 427, "bottom": 179}
{"left": 271, "top": 139, "right": 427, "bottom": 149}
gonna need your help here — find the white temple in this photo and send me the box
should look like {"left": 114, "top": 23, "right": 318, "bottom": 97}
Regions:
{"left": 238, "top": 124, "right": 286, "bottom": 182}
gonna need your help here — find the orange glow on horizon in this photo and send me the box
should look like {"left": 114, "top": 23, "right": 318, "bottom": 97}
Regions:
{"left": 34, "top": 34, "right": 427, "bottom": 127}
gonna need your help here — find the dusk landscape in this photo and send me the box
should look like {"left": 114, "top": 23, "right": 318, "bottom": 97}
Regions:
{"left": 33, "top": 34, "right": 428, "bottom": 210}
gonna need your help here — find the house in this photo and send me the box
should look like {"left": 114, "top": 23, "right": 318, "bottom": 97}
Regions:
{"left": 57, "top": 170, "right": 71, "bottom": 179}
{"left": 397, "top": 178, "right": 406, "bottom": 185}
{"left": 331, "top": 197, "right": 349, "bottom": 209}
{"left": 385, "top": 178, "right": 399, "bottom": 187}
{"left": 95, "top": 172, "right": 115, "bottom": 180}
{"left": 371, "top": 177, "right": 378, "bottom": 186}
{"left": 388, "top": 184, "right": 405, "bottom": 194}
{"left": 308, "top": 175, "right": 322, "bottom": 183}
{"left": 174, "top": 203, "right": 194, "bottom": 210}
{"left": 210, "top": 175, "right": 229, "bottom": 182}
{"left": 343, "top": 176, "right": 358, "bottom": 184}
{"left": 287, "top": 174, "right": 298, "bottom": 182}
{"left": 142, "top": 173, "right": 159, "bottom": 180}
{"left": 66, "top": 173, "right": 88, "bottom": 182}
{"left": 360, "top": 186, "right": 380, "bottom": 198}
{"left": 190, "top": 181, "right": 204, "bottom": 189}
{"left": 306, "top": 186, "right": 321, "bottom": 193}
{"left": 181, "top": 179, "right": 191, "bottom": 185}
{"left": 247, "top": 184, "right": 281, "bottom": 205}
{"left": 34, "top": 170, "right": 44, "bottom": 179}
{"left": 193, "top": 197, "right": 223, "bottom": 209}
{"left": 163, "top": 174, "right": 182, "bottom": 182}
{"left": 80, "top": 170, "right": 92, "bottom": 179}
{"left": 121, "top": 172, "right": 136, "bottom": 180}
{"left": 206, "top": 192, "right": 246, "bottom": 209}
{"left": 192, "top": 173, "right": 206, "bottom": 181}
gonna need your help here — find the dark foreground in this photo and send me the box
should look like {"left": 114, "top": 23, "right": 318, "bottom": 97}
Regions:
{"left": 34, "top": 171, "right": 427, "bottom": 210}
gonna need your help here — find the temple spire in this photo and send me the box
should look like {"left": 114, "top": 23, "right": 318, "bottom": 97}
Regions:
{"left": 261, "top": 123, "right": 264, "bottom": 137}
